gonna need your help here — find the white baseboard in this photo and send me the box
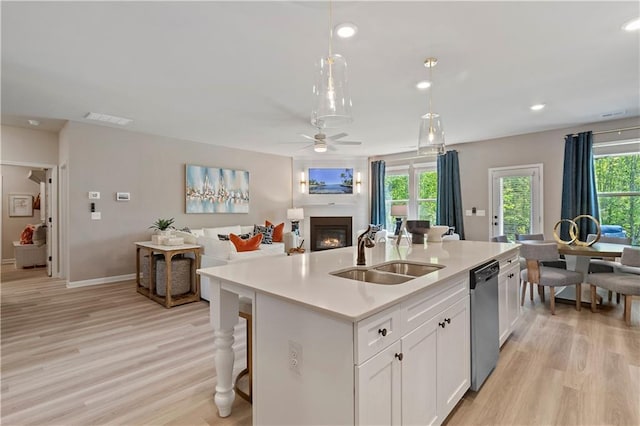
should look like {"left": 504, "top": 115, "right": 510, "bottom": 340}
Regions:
{"left": 2, "top": 258, "right": 16, "bottom": 265}
{"left": 67, "top": 273, "right": 136, "bottom": 288}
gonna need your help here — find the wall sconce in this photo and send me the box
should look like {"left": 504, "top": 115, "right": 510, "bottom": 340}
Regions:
{"left": 355, "top": 172, "right": 362, "bottom": 193}
{"left": 299, "top": 171, "right": 307, "bottom": 193}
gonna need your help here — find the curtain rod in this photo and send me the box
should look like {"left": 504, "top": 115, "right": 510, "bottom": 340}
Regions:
{"left": 570, "top": 125, "right": 640, "bottom": 137}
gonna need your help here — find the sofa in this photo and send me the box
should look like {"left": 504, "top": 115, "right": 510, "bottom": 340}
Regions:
{"left": 175, "top": 225, "right": 296, "bottom": 301}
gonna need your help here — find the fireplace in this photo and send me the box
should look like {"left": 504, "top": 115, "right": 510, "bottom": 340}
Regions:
{"left": 310, "top": 216, "right": 353, "bottom": 252}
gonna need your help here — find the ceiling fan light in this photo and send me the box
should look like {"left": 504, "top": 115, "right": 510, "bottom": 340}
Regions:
{"left": 314, "top": 142, "right": 328, "bottom": 153}
{"left": 311, "top": 54, "right": 353, "bottom": 129}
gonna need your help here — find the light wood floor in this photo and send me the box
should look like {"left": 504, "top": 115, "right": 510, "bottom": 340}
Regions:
{"left": 1, "top": 267, "right": 639, "bottom": 425}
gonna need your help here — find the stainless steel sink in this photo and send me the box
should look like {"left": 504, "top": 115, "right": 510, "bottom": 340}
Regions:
{"left": 330, "top": 261, "right": 444, "bottom": 285}
{"left": 330, "top": 268, "right": 414, "bottom": 285}
{"left": 373, "top": 261, "right": 444, "bottom": 277}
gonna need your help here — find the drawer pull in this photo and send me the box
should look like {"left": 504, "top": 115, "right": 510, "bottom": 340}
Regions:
{"left": 378, "top": 328, "right": 388, "bottom": 337}
{"left": 439, "top": 321, "right": 446, "bottom": 328}
{"left": 395, "top": 353, "right": 403, "bottom": 361}
{"left": 445, "top": 318, "right": 451, "bottom": 324}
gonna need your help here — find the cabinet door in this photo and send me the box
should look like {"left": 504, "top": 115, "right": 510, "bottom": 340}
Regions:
{"left": 356, "top": 341, "right": 402, "bottom": 426}
{"left": 437, "top": 296, "right": 470, "bottom": 417}
{"left": 401, "top": 317, "right": 439, "bottom": 426}
{"left": 506, "top": 264, "right": 521, "bottom": 330}
{"left": 497, "top": 269, "right": 510, "bottom": 347}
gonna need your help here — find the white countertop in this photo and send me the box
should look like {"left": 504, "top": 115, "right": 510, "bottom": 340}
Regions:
{"left": 197, "top": 240, "right": 519, "bottom": 322}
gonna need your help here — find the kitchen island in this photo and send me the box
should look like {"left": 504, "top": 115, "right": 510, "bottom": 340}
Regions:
{"left": 198, "top": 240, "right": 519, "bottom": 425}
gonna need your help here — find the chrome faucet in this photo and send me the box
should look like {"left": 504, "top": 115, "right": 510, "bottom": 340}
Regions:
{"left": 356, "top": 225, "right": 376, "bottom": 266}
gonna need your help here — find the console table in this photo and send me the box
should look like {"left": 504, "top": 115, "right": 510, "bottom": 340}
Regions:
{"left": 135, "top": 242, "right": 202, "bottom": 308}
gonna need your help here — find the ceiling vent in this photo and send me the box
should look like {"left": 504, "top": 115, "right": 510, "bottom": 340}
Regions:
{"left": 84, "top": 112, "right": 133, "bottom": 126}
{"left": 600, "top": 109, "right": 626, "bottom": 119}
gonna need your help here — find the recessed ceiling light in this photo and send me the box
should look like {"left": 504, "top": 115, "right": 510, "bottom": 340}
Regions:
{"left": 84, "top": 112, "right": 133, "bottom": 126}
{"left": 530, "top": 104, "right": 545, "bottom": 111}
{"left": 334, "top": 23, "right": 357, "bottom": 39}
{"left": 622, "top": 17, "right": 640, "bottom": 31}
{"left": 416, "top": 81, "right": 431, "bottom": 90}
{"left": 28, "top": 119, "right": 40, "bottom": 126}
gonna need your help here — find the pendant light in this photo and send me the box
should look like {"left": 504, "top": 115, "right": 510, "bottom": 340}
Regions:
{"left": 311, "top": 0, "right": 353, "bottom": 129}
{"left": 417, "top": 57, "right": 445, "bottom": 155}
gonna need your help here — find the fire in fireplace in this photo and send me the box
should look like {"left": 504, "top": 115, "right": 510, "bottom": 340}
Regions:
{"left": 310, "top": 216, "right": 353, "bottom": 252}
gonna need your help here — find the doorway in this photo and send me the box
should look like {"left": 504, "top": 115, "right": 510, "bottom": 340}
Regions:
{"left": 489, "top": 164, "right": 543, "bottom": 241}
{"left": 0, "top": 161, "right": 59, "bottom": 278}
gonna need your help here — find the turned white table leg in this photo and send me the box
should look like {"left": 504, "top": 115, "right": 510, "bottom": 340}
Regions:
{"left": 213, "top": 327, "right": 236, "bottom": 417}
{"left": 207, "top": 277, "right": 240, "bottom": 418}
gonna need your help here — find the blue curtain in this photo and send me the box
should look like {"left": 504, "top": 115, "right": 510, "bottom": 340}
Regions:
{"left": 560, "top": 131, "right": 600, "bottom": 241}
{"left": 370, "top": 160, "right": 386, "bottom": 225}
{"left": 437, "top": 150, "right": 465, "bottom": 239}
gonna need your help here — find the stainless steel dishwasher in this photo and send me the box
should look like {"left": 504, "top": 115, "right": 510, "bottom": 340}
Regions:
{"left": 469, "top": 259, "right": 500, "bottom": 391}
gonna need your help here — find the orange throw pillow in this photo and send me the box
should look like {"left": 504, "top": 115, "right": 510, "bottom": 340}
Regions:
{"left": 230, "top": 233, "right": 262, "bottom": 252}
{"left": 266, "top": 220, "right": 285, "bottom": 242}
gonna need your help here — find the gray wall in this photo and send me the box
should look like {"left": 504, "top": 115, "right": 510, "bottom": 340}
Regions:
{"left": 60, "top": 122, "right": 292, "bottom": 283}
{"left": 1, "top": 125, "right": 58, "bottom": 263}
{"left": 450, "top": 117, "right": 640, "bottom": 241}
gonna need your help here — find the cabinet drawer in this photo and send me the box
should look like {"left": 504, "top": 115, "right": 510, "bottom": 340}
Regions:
{"left": 498, "top": 253, "right": 519, "bottom": 270}
{"left": 355, "top": 304, "right": 402, "bottom": 364}
{"left": 401, "top": 275, "right": 468, "bottom": 336}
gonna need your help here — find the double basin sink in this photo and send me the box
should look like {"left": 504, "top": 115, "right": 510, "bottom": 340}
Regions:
{"left": 330, "top": 261, "right": 444, "bottom": 285}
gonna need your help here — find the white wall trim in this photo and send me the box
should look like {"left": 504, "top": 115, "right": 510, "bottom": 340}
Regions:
{"left": 67, "top": 273, "right": 135, "bottom": 288}
{"left": 2, "top": 258, "right": 16, "bottom": 265}
{"left": 1, "top": 160, "right": 57, "bottom": 168}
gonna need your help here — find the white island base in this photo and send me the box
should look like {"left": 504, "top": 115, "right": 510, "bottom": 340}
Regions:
{"left": 200, "top": 241, "right": 519, "bottom": 425}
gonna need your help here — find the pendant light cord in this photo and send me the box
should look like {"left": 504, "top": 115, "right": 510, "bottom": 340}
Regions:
{"left": 328, "top": 0, "right": 333, "bottom": 58}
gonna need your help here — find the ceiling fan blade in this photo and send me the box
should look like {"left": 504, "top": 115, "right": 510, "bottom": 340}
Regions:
{"left": 327, "top": 145, "right": 339, "bottom": 152}
{"left": 327, "top": 132, "right": 348, "bottom": 141}
{"left": 297, "top": 143, "right": 314, "bottom": 151}
{"left": 300, "top": 134, "right": 317, "bottom": 141}
{"left": 335, "top": 141, "right": 362, "bottom": 146}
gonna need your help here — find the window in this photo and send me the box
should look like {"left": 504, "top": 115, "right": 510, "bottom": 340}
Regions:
{"left": 594, "top": 151, "right": 639, "bottom": 245}
{"left": 384, "top": 163, "right": 437, "bottom": 231}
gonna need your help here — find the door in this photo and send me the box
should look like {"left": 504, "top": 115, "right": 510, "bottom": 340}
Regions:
{"left": 402, "top": 317, "right": 439, "bottom": 426}
{"left": 437, "top": 297, "right": 470, "bottom": 417}
{"left": 356, "top": 341, "right": 402, "bottom": 426}
{"left": 490, "top": 164, "right": 543, "bottom": 241}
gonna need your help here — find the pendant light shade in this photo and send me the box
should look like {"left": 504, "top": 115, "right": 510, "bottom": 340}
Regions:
{"left": 311, "top": 0, "right": 353, "bottom": 129}
{"left": 418, "top": 113, "right": 445, "bottom": 155}
{"left": 417, "top": 57, "right": 445, "bottom": 155}
{"left": 311, "top": 53, "right": 353, "bottom": 129}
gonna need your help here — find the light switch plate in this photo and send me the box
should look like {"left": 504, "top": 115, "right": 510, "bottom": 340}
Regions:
{"left": 88, "top": 191, "right": 100, "bottom": 199}
{"left": 465, "top": 210, "right": 473, "bottom": 216}
{"left": 91, "top": 212, "right": 101, "bottom": 220}
{"left": 477, "top": 210, "right": 486, "bottom": 216}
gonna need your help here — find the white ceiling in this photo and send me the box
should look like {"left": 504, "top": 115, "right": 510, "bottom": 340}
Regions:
{"left": 2, "top": 1, "right": 639, "bottom": 158}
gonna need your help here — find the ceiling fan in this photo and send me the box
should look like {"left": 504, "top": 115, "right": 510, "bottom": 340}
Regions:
{"left": 293, "top": 129, "right": 362, "bottom": 153}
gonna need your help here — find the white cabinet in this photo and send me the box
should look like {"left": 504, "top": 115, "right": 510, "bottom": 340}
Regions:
{"left": 356, "top": 276, "right": 470, "bottom": 426}
{"left": 498, "top": 254, "right": 520, "bottom": 347}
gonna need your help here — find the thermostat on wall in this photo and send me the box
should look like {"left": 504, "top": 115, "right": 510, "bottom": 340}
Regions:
{"left": 116, "top": 192, "right": 130, "bottom": 201}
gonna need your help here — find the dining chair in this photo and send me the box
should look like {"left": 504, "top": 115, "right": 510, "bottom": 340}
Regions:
{"left": 587, "top": 247, "right": 640, "bottom": 326}
{"left": 586, "top": 234, "right": 632, "bottom": 303}
{"left": 520, "top": 243, "right": 583, "bottom": 314}
{"left": 515, "top": 233, "right": 544, "bottom": 241}
{"left": 490, "top": 235, "right": 508, "bottom": 243}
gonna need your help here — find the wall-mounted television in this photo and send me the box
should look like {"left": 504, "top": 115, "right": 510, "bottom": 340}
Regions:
{"left": 308, "top": 168, "right": 353, "bottom": 194}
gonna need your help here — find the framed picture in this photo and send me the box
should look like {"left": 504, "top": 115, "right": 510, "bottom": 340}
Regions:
{"left": 185, "top": 164, "right": 250, "bottom": 213}
{"left": 9, "top": 194, "right": 34, "bottom": 217}
{"left": 308, "top": 168, "right": 354, "bottom": 194}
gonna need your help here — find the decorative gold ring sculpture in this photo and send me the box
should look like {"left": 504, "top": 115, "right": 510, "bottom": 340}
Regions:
{"left": 553, "top": 215, "right": 601, "bottom": 246}
{"left": 553, "top": 219, "right": 578, "bottom": 245}
{"left": 572, "top": 214, "right": 601, "bottom": 247}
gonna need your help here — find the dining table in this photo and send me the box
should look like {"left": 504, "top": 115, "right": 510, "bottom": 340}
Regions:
{"left": 519, "top": 240, "right": 633, "bottom": 305}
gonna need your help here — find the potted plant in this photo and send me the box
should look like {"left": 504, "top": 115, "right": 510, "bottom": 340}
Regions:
{"left": 150, "top": 218, "right": 175, "bottom": 244}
